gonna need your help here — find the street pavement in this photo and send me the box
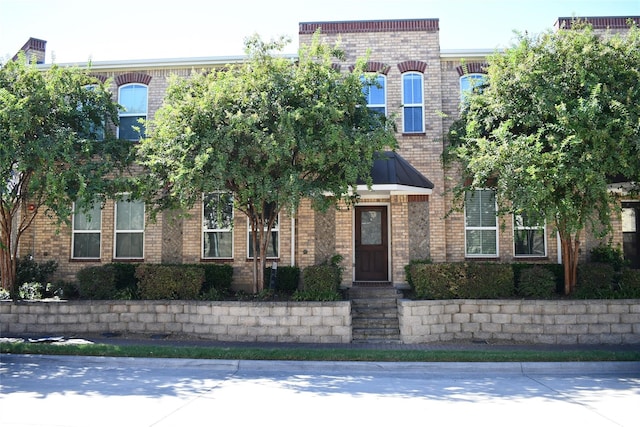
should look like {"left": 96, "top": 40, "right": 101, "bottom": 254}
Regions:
{"left": 1, "top": 353, "right": 639, "bottom": 427}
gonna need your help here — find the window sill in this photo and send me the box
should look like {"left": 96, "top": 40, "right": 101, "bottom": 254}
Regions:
{"left": 111, "top": 258, "right": 144, "bottom": 263}
{"left": 464, "top": 256, "right": 499, "bottom": 261}
{"left": 200, "top": 258, "right": 234, "bottom": 263}
{"left": 401, "top": 132, "right": 426, "bottom": 137}
{"left": 513, "top": 256, "right": 549, "bottom": 261}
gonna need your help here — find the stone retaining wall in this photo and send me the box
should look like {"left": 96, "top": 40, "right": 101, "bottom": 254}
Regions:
{"left": 399, "top": 299, "right": 640, "bottom": 344}
{"left": 0, "top": 300, "right": 352, "bottom": 344}
{"left": 3, "top": 299, "right": 639, "bottom": 345}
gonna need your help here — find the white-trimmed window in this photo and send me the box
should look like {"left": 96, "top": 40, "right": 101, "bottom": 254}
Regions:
{"left": 465, "top": 189, "right": 498, "bottom": 257}
{"left": 80, "top": 84, "right": 105, "bottom": 140}
{"left": 203, "top": 192, "right": 234, "bottom": 259}
{"left": 514, "top": 213, "right": 546, "bottom": 257}
{"left": 402, "top": 72, "right": 424, "bottom": 133}
{"left": 114, "top": 198, "right": 144, "bottom": 259}
{"left": 248, "top": 204, "right": 279, "bottom": 259}
{"left": 72, "top": 201, "right": 102, "bottom": 259}
{"left": 118, "top": 84, "right": 147, "bottom": 140}
{"left": 362, "top": 74, "right": 386, "bottom": 116}
{"left": 460, "top": 73, "right": 486, "bottom": 102}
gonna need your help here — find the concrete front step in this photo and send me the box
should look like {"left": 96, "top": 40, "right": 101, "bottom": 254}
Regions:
{"left": 348, "top": 287, "right": 402, "bottom": 299}
{"left": 352, "top": 327, "right": 401, "bottom": 342}
{"left": 352, "top": 317, "right": 400, "bottom": 328}
{"left": 349, "top": 286, "right": 402, "bottom": 344}
{"left": 351, "top": 299, "right": 398, "bottom": 310}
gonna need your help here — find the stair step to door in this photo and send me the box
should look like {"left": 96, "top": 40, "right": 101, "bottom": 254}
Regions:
{"left": 349, "top": 286, "right": 402, "bottom": 344}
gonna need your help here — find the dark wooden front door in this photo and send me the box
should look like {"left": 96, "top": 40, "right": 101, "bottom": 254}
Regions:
{"left": 355, "top": 206, "right": 388, "bottom": 281}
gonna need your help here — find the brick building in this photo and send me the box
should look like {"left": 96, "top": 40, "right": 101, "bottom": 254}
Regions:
{"left": 14, "top": 16, "right": 640, "bottom": 291}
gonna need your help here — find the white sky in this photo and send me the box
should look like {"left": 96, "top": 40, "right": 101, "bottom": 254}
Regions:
{"left": 1, "top": 0, "right": 638, "bottom": 64}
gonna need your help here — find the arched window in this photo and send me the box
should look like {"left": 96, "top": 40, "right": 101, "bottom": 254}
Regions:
{"left": 402, "top": 72, "right": 424, "bottom": 133}
{"left": 118, "top": 83, "right": 148, "bottom": 140}
{"left": 361, "top": 74, "right": 386, "bottom": 116}
{"left": 460, "top": 73, "right": 486, "bottom": 102}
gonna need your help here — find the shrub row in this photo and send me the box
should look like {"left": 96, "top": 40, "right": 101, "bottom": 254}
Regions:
{"left": 76, "top": 263, "right": 233, "bottom": 300}
{"left": 264, "top": 266, "right": 301, "bottom": 293}
{"left": 293, "top": 264, "right": 343, "bottom": 301}
{"left": 575, "top": 263, "right": 640, "bottom": 299}
{"left": 407, "top": 261, "right": 640, "bottom": 300}
{"left": 409, "top": 262, "right": 515, "bottom": 299}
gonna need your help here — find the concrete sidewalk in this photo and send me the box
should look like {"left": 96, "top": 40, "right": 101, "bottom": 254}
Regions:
{"left": 2, "top": 353, "right": 639, "bottom": 427}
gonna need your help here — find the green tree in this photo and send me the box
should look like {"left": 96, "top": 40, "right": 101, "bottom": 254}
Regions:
{"left": 447, "top": 20, "right": 640, "bottom": 295}
{"left": 138, "top": 33, "right": 397, "bottom": 292}
{"left": 0, "top": 54, "right": 134, "bottom": 296}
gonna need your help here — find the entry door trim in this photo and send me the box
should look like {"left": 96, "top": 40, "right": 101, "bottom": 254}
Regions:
{"left": 353, "top": 204, "right": 390, "bottom": 282}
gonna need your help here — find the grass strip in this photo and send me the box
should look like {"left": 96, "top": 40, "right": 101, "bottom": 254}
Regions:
{"left": 2, "top": 342, "right": 639, "bottom": 362}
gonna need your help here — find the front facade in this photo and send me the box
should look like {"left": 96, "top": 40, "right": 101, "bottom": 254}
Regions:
{"left": 16, "top": 16, "right": 640, "bottom": 290}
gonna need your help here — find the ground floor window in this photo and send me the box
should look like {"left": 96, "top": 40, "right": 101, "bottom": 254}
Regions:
{"left": 114, "top": 198, "right": 144, "bottom": 259}
{"left": 202, "top": 192, "right": 234, "bottom": 259}
{"left": 514, "top": 212, "right": 546, "bottom": 257}
{"left": 465, "top": 189, "right": 498, "bottom": 257}
{"left": 72, "top": 201, "right": 101, "bottom": 259}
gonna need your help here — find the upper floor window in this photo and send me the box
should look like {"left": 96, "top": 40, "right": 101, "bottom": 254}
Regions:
{"left": 72, "top": 201, "right": 102, "bottom": 259}
{"left": 203, "top": 192, "right": 234, "bottom": 259}
{"left": 80, "top": 85, "right": 105, "bottom": 140}
{"left": 362, "top": 74, "right": 386, "bottom": 116}
{"left": 465, "top": 189, "right": 498, "bottom": 257}
{"left": 114, "top": 198, "right": 145, "bottom": 259}
{"left": 118, "top": 84, "right": 147, "bottom": 140}
{"left": 514, "top": 212, "right": 546, "bottom": 257}
{"left": 402, "top": 72, "right": 424, "bottom": 133}
{"left": 460, "top": 73, "right": 486, "bottom": 103}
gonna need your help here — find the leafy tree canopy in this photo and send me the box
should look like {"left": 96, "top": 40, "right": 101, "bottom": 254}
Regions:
{"left": 138, "top": 33, "right": 397, "bottom": 291}
{"left": 0, "top": 54, "right": 135, "bottom": 294}
{"left": 446, "top": 20, "right": 640, "bottom": 294}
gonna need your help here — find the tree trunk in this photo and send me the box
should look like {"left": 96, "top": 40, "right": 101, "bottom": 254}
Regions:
{"left": 559, "top": 230, "right": 581, "bottom": 295}
{"left": 249, "top": 215, "right": 272, "bottom": 294}
{"left": 250, "top": 218, "right": 259, "bottom": 294}
{"left": 0, "top": 216, "right": 17, "bottom": 297}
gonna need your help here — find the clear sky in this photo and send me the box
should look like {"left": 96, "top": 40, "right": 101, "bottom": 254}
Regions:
{"left": 1, "top": 0, "right": 638, "bottom": 64}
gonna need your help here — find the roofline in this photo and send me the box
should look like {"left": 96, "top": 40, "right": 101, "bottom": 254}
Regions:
{"left": 36, "top": 50, "right": 496, "bottom": 69}
{"left": 440, "top": 49, "right": 500, "bottom": 59}
{"left": 35, "top": 54, "right": 297, "bottom": 71}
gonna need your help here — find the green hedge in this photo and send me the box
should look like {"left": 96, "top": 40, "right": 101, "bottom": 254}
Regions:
{"left": 264, "top": 266, "right": 300, "bottom": 293}
{"left": 409, "top": 262, "right": 461, "bottom": 299}
{"left": 517, "top": 265, "right": 557, "bottom": 298}
{"left": 409, "top": 261, "right": 640, "bottom": 300}
{"left": 619, "top": 269, "right": 640, "bottom": 298}
{"left": 75, "top": 262, "right": 233, "bottom": 300}
{"left": 512, "top": 263, "right": 564, "bottom": 294}
{"left": 294, "top": 264, "right": 342, "bottom": 301}
{"left": 135, "top": 264, "right": 204, "bottom": 300}
{"left": 77, "top": 265, "right": 119, "bottom": 299}
{"left": 183, "top": 263, "right": 233, "bottom": 294}
{"left": 409, "top": 262, "right": 516, "bottom": 299}
{"left": 575, "top": 263, "right": 617, "bottom": 299}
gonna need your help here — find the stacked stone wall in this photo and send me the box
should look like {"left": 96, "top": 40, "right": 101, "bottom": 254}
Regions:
{"left": 0, "top": 301, "right": 352, "bottom": 344}
{"left": 399, "top": 299, "right": 640, "bottom": 344}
